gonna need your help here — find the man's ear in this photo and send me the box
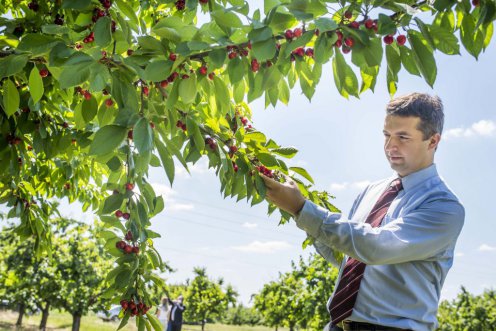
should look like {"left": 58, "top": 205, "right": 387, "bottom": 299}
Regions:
{"left": 429, "top": 133, "right": 441, "bottom": 151}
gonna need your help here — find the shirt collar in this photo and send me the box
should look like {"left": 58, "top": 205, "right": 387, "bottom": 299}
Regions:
{"left": 392, "top": 163, "right": 438, "bottom": 192}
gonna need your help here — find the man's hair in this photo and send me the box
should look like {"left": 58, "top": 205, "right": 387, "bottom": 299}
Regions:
{"left": 386, "top": 92, "right": 444, "bottom": 140}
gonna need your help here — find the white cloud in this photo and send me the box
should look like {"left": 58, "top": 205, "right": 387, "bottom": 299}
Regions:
{"left": 151, "top": 183, "right": 194, "bottom": 211}
{"left": 478, "top": 244, "right": 496, "bottom": 252}
{"left": 444, "top": 120, "right": 496, "bottom": 140}
{"left": 232, "top": 240, "right": 291, "bottom": 253}
{"left": 329, "top": 180, "right": 371, "bottom": 192}
{"left": 242, "top": 222, "right": 258, "bottom": 229}
{"left": 455, "top": 252, "right": 465, "bottom": 257}
{"left": 176, "top": 158, "right": 210, "bottom": 178}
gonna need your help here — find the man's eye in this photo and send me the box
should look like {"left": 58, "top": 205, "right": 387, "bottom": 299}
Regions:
{"left": 400, "top": 136, "right": 409, "bottom": 140}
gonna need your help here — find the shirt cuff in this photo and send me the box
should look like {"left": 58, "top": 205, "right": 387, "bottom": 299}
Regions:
{"left": 295, "top": 200, "right": 328, "bottom": 238}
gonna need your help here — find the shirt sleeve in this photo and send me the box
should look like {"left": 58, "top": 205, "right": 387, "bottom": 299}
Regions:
{"left": 295, "top": 198, "right": 465, "bottom": 265}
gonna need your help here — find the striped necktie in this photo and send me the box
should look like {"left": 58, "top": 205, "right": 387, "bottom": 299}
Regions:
{"left": 328, "top": 178, "right": 403, "bottom": 324}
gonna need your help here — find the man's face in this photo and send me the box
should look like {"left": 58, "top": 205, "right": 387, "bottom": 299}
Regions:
{"left": 383, "top": 115, "right": 439, "bottom": 177}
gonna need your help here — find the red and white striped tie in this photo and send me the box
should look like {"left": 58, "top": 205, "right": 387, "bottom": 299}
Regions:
{"left": 329, "top": 178, "right": 403, "bottom": 324}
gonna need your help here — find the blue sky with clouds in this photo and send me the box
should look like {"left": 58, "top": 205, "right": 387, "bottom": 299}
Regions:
{"left": 3, "top": 2, "right": 495, "bottom": 307}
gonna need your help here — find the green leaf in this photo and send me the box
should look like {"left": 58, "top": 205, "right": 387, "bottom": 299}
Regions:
{"left": 59, "top": 63, "right": 92, "bottom": 89}
{"left": 156, "top": 139, "right": 175, "bottom": 186}
{"left": 314, "top": 34, "right": 335, "bottom": 64}
{"left": 213, "top": 76, "right": 230, "bottom": 114}
{"left": 212, "top": 9, "right": 243, "bottom": 29}
{"left": 248, "top": 26, "right": 274, "bottom": 42}
{"left": 41, "top": 24, "right": 70, "bottom": 34}
{"left": 89, "top": 125, "right": 128, "bottom": 155}
{"left": 146, "top": 313, "right": 162, "bottom": 331}
{"left": 134, "top": 117, "right": 154, "bottom": 153}
{"left": 0, "top": 54, "right": 29, "bottom": 79}
{"left": 408, "top": 31, "right": 437, "bottom": 87}
{"left": 278, "top": 79, "right": 290, "bottom": 105}
{"left": 186, "top": 117, "right": 205, "bottom": 152}
{"left": 399, "top": 46, "right": 421, "bottom": 76}
{"left": 144, "top": 60, "right": 172, "bottom": 82}
{"left": 2, "top": 79, "right": 19, "bottom": 117}
{"left": 429, "top": 25, "right": 460, "bottom": 55}
{"left": 332, "top": 50, "right": 358, "bottom": 99}
{"left": 62, "top": 0, "right": 91, "bottom": 9}
{"left": 271, "top": 147, "right": 298, "bottom": 158}
{"left": 314, "top": 17, "right": 338, "bottom": 32}
{"left": 29, "top": 67, "right": 44, "bottom": 104}
{"left": 179, "top": 75, "right": 198, "bottom": 104}
{"left": 257, "top": 153, "right": 278, "bottom": 167}
{"left": 252, "top": 38, "right": 277, "bottom": 62}
{"left": 290, "top": 167, "right": 314, "bottom": 184}
{"left": 115, "top": 0, "right": 139, "bottom": 27}
{"left": 17, "top": 34, "right": 63, "bottom": 56}
{"left": 94, "top": 16, "right": 112, "bottom": 47}
{"left": 117, "top": 313, "right": 130, "bottom": 330}
{"left": 414, "top": 18, "right": 436, "bottom": 50}
{"left": 82, "top": 97, "right": 98, "bottom": 123}
{"left": 102, "top": 194, "right": 125, "bottom": 214}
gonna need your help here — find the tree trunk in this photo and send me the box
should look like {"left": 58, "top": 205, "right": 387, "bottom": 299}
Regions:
{"left": 15, "top": 302, "right": 25, "bottom": 327}
{"left": 39, "top": 301, "right": 50, "bottom": 331}
{"left": 72, "top": 314, "right": 82, "bottom": 331}
{"left": 201, "top": 320, "right": 206, "bottom": 331}
{"left": 275, "top": 326, "right": 278, "bottom": 331}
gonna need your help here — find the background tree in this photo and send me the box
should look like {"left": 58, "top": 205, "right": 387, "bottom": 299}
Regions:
{"left": 184, "top": 267, "right": 238, "bottom": 331}
{"left": 436, "top": 287, "right": 496, "bottom": 331}
{"left": 1, "top": 0, "right": 495, "bottom": 329}
{"left": 221, "top": 303, "right": 263, "bottom": 326}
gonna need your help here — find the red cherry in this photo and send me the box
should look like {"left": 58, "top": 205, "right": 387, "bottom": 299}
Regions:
{"left": 150, "top": 122, "right": 155, "bottom": 129}
{"left": 181, "top": 74, "right": 189, "bottom": 79}
{"left": 115, "top": 210, "right": 123, "bottom": 218}
{"left": 293, "top": 47, "right": 305, "bottom": 57}
{"left": 39, "top": 69, "right": 49, "bottom": 77}
{"left": 143, "top": 86, "right": 149, "bottom": 96}
{"left": 472, "top": 0, "right": 480, "bottom": 6}
{"left": 336, "top": 31, "right": 343, "bottom": 41}
{"left": 241, "top": 117, "right": 248, "bottom": 125}
{"left": 120, "top": 300, "right": 129, "bottom": 310}
{"left": 305, "top": 48, "right": 314, "bottom": 57}
{"left": 125, "top": 183, "right": 134, "bottom": 191}
{"left": 383, "top": 35, "right": 394, "bottom": 45}
{"left": 228, "top": 52, "right": 237, "bottom": 59}
{"left": 132, "top": 246, "right": 140, "bottom": 254}
{"left": 122, "top": 213, "right": 130, "bottom": 220}
{"left": 396, "top": 35, "right": 407, "bottom": 46}
{"left": 344, "top": 10, "right": 353, "bottom": 19}
{"left": 285, "top": 29, "right": 294, "bottom": 39}
{"left": 349, "top": 21, "right": 360, "bottom": 29}
{"left": 127, "top": 49, "right": 133, "bottom": 56}
{"left": 83, "top": 91, "right": 92, "bottom": 100}
{"left": 169, "top": 53, "right": 177, "bottom": 61}
{"left": 251, "top": 59, "right": 259, "bottom": 72}
{"left": 342, "top": 45, "right": 351, "bottom": 54}
{"left": 127, "top": 129, "right": 133, "bottom": 140}
{"left": 365, "top": 19, "right": 374, "bottom": 29}
{"left": 208, "top": 72, "right": 215, "bottom": 80}
{"left": 344, "top": 37, "right": 354, "bottom": 48}
{"left": 105, "top": 98, "right": 113, "bottom": 107}
{"left": 334, "top": 39, "right": 342, "bottom": 48}
{"left": 229, "top": 145, "right": 238, "bottom": 153}
{"left": 293, "top": 28, "right": 302, "bottom": 37}
{"left": 124, "top": 245, "right": 133, "bottom": 254}
{"left": 199, "top": 66, "right": 208, "bottom": 75}
{"left": 160, "top": 80, "right": 169, "bottom": 88}
{"left": 199, "top": 0, "right": 208, "bottom": 4}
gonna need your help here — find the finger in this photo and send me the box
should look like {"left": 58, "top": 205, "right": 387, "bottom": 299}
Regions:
{"left": 260, "top": 174, "right": 278, "bottom": 189}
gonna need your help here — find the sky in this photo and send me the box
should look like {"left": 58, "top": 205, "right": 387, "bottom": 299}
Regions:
{"left": 3, "top": 2, "right": 496, "bottom": 307}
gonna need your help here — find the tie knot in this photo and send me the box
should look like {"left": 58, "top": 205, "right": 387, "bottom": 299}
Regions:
{"left": 390, "top": 178, "right": 403, "bottom": 192}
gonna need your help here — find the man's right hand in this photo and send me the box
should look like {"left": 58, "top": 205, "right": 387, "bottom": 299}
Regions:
{"left": 261, "top": 175, "right": 306, "bottom": 217}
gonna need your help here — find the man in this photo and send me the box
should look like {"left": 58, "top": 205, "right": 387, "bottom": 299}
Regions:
{"left": 167, "top": 295, "right": 186, "bottom": 331}
{"left": 263, "top": 93, "right": 465, "bottom": 331}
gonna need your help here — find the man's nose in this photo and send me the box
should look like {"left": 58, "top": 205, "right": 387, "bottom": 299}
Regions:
{"left": 385, "top": 136, "right": 397, "bottom": 151}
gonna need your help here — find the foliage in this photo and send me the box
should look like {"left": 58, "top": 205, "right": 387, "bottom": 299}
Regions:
{"left": 184, "top": 267, "right": 238, "bottom": 330}
{"left": 1, "top": 0, "right": 494, "bottom": 329}
{"left": 221, "top": 304, "right": 263, "bottom": 327}
{"left": 0, "top": 219, "right": 112, "bottom": 331}
{"left": 253, "top": 253, "right": 338, "bottom": 331}
{"left": 437, "top": 287, "right": 496, "bottom": 331}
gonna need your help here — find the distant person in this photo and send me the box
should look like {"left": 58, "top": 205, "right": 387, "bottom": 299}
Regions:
{"left": 167, "top": 295, "right": 186, "bottom": 331}
{"left": 263, "top": 93, "right": 465, "bottom": 331}
{"left": 156, "top": 297, "right": 170, "bottom": 330}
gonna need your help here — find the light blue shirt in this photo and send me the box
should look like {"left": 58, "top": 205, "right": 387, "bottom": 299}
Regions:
{"left": 296, "top": 164, "right": 465, "bottom": 331}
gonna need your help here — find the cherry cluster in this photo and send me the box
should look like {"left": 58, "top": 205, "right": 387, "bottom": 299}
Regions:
{"left": 175, "top": 0, "right": 208, "bottom": 11}
{"left": 256, "top": 165, "right": 274, "bottom": 178}
{"left": 205, "top": 137, "right": 217, "bottom": 150}
{"left": 115, "top": 231, "right": 140, "bottom": 255}
{"left": 75, "top": 87, "right": 92, "bottom": 100}
{"left": 176, "top": 120, "right": 187, "bottom": 131}
{"left": 6, "top": 134, "right": 22, "bottom": 146}
{"left": 120, "top": 299, "right": 151, "bottom": 316}
{"left": 227, "top": 43, "right": 251, "bottom": 60}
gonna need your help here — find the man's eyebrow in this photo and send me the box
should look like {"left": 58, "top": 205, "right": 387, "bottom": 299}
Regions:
{"left": 382, "top": 130, "right": 412, "bottom": 135}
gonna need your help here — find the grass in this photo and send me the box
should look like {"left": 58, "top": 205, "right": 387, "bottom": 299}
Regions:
{"left": 0, "top": 309, "right": 284, "bottom": 331}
